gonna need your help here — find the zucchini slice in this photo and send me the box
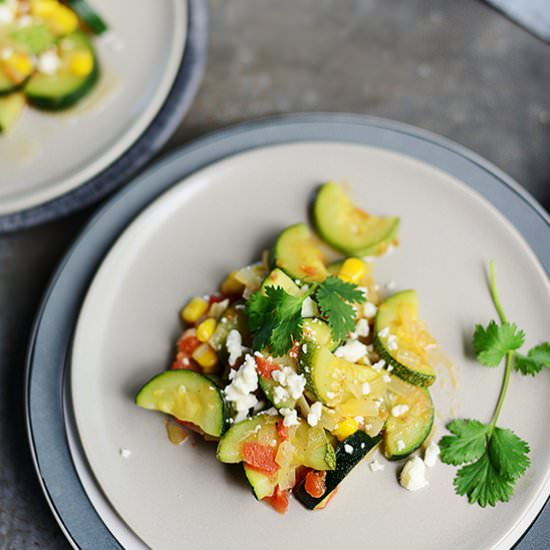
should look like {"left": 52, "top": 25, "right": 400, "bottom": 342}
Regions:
{"left": 313, "top": 182, "right": 400, "bottom": 257}
{"left": 135, "top": 370, "right": 229, "bottom": 437}
{"left": 244, "top": 465, "right": 278, "bottom": 500}
{"left": 260, "top": 268, "right": 302, "bottom": 296}
{"left": 0, "top": 93, "right": 25, "bottom": 133}
{"left": 373, "top": 290, "right": 436, "bottom": 387}
{"left": 0, "top": 70, "right": 21, "bottom": 96}
{"left": 298, "top": 344, "right": 384, "bottom": 407}
{"left": 66, "top": 0, "right": 109, "bottom": 35}
{"left": 302, "top": 318, "right": 338, "bottom": 350}
{"left": 25, "top": 31, "right": 99, "bottom": 110}
{"left": 384, "top": 384, "right": 434, "bottom": 460}
{"left": 271, "top": 223, "right": 329, "bottom": 283}
{"left": 294, "top": 431, "right": 382, "bottom": 510}
{"left": 208, "top": 303, "right": 248, "bottom": 353}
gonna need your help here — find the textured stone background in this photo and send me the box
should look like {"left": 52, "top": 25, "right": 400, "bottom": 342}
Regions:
{"left": 0, "top": 0, "right": 548, "bottom": 548}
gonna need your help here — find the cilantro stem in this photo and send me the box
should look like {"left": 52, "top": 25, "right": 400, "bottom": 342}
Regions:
{"left": 488, "top": 261, "right": 511, "bottom": 428}
{"left": 489, "top": 260, "right": 507, "bottom": 324}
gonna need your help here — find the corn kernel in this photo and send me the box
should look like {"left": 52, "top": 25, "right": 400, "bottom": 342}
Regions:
{"left": 220, "top": 271, "right": 245, "bottom": 295}
{"left": 1, "top": 53, "right": 33, "bottom": 84}
{"left": 31, "top": 0, "right": 58, "bottom": 18}
{"left": 69, "top": 51, "right": 93, "bottom": 76}
{"left": 196, "top": 318, "right": 217, "bottom": 342}
{"left": 181, "top": 297, "right": 208, "bottom": 324}
{"left": 332, "top": 418, "right": 359, "bottom": 441}
{"left": 338, "top": 258, "right": 367, "bottom": 285}
{"left": 46, "top": 5, "right": 79, "bottom": 35}
{"left": 192, "top": 344, "right": 218, "bottom": 372}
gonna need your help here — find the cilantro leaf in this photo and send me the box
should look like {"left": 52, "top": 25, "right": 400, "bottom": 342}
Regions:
{"left": 314, "top": 275, "right": 365, "bottom": 342}
{"left": 439, "top": 419, "right": 490, "bottom": 465}
{"left": 515, "top": 343, "right": 550, "bottom": 376}
{"left": 488, "top": 427, "right": 530, "bottom": 481}
{"left": 454, "top": 452, "right": 515, "bottom": 507}
{"left": 246, "top": 286, "right": 304, "bottom": 356}
{"left": 473, "top": 321, "right": 525, "bottom": 366}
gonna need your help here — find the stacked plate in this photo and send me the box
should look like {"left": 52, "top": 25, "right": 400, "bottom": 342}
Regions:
{"left": 25, "top": 114, "right": 550, "bottom": 549}
{"left": 0, "top": 0, "right": 207, "bottom": 232}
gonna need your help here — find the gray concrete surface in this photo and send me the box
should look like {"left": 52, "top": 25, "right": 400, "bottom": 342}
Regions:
{"left": 1, "top": 0, "right": 548, "bottom": 548}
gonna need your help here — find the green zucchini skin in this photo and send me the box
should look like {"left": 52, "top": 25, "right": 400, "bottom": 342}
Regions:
{"left": 66, "top": 0, "right": 109, "bottom": 35}
{"left": 313, "top": 182, "right": 400, "bottom": 257}
{"left": 24, "top": 31, "right": 99, "bottom": 111}
{"left": 383, "top": 386, "right": 434, "bottom": 460}
{"left": 294, "top": 431, "right": 382, "bottom": 510}
{"left": 373, "top": 290, "right": 435, "bottom": 388}
{"left": 135, "top": 370, "right": 230, "bottom": 437}
{"left": 270, "top": 223, "right": 329, "bottom": 283}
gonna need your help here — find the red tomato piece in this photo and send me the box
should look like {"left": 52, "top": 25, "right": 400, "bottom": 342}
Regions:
{"left": 300, "top": 264, "right": 318, "bottom": 277}
{"left": 241, "top": 442, "right": 279, "bottom": 476}
{"left": 178, "top": 335, "right": 201, "bottom": 355}
{"left": 263, "top": 485, "right": 289, "bottom": 514}
{"left": 304, "top": 470, "right": 327, "bottom": 499}
{"left": 208, "top": 294, "right": 225, "bottom": 305}
{"left": 276, "top": 420, "right": 288, "bottom": 442}
{"left": 255, "top": 356, "right": 279, "bottom": 380}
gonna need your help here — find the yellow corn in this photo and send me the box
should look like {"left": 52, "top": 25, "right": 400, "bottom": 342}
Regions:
{"left": 192, "top": 344, "right": 218, "bottom": 372}
{"left": 69, "top": 51, "right": 93, "bottom": 76}
{"left": 338, "top": 258, "right": 367, "bottom": 285}
{"left": 332, "top": 418, "right": 359, "bottom": 441}
{"left": 220, "top": 271, "right": 245, "bottom": 295}
{"left": 45, "top": 5, "right": 79, "bottom": 35}
{"left": 196, "top": 318, "right": 217, "bottom": 343}
{"left": 31, "top": 0, "right": 58, "bottom": 18}
{"left": 2, "top": 53, "right": 33, "bottom": 84}
{"left": 181, "top": 297, "right": 208, "bottom": 324}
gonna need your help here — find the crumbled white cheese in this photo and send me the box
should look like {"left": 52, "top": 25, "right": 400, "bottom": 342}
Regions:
{"left": 344, "top": 444, "right": 354, "bottom": 454}
{"left": 386, "top": 334, "right": 398, "bottom": 351}
{"left": 273, "top": 385, "right": 290, "bottom": 405}
{"left": 361, "top": 382, "right": 371, "bottom": 395}
{"left": 226, "top": 329, "right": 243, "bottom": 366}
{"left": 371, "top": 359, "right": 386, "bottom": 371}
{"left": 386, "top": 365, "right": 393, "bottom": 372}
{"left": 325, "top": 391, "right": 336, "bottom": 399}
{"left": 301, "top": 343, "right": 308, "bottom": 353}
{"left": 397, "top": 439, "right": 406, "bottom": 452}
{"left": 0, "top": 5, "right": 14, "bottom": 24}
{"left": 334, "top": 339, "right": 367, "bottom": 363}
{"left": 307, "top": 401, "right": 323, "bottom": 427}
{"left": 357, "top": 286, "right": 369, "bottom": 299}
{"left": 352, "top": 318, "right": 370, "bottom": 338}
{"left": 400, "top": 456, "right": 429, "bottom": 491}
{"left": 253, "top": 400, "right": 266, "bottom": 412}
{"left": 369, "top": 459, "right": 384, "bottom": 472}
{"left": 37, "top": 50, "right": 61, "bottom": 75}
{"left": 363, "top": 302, "right": 377, "bottom": 319}
{"left": 378, "top": 327, "right": 390, "bottom": 338}
{"left": 263, "top": 407, "right": 279, "bottom": 416}
{"left": 391, "top": 404, "right": 410, "bottom": 417}
{"left": 271, "top": 365, "right": 306, "bottom": 400}
{"left": 119, "top": 448, "right": 132, "bottom": 459}
{"left": 383, "top": 374, "right": 391, "bottom": 383}
{"left": 280, "top": 407, "right": 300, "bottom": 427}
{"left": 354, "top": 416, "right": 364, "bottom": 424}
{"left": 181, "top": 357, "right": 190, "bottom": 366}
{"left": 301, "top": 296, "right": 317, "bottom": 317}
{"left": 223, "top": 354, "right": 259, "bottom": 421}
{"left": 424, "top": 441, "right": 440, "bottom": 468}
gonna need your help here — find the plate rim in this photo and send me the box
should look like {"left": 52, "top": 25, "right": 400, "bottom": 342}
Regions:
{"left": 0, "top": 0, "right": 208, "bottom": 234}
{"left": 25, "top": 113, "right": 550, "bottom": 549}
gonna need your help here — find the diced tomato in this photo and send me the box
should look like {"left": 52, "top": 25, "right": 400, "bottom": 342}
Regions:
{"left": 241, "top": 442, "right": 279, "bottom": 476}
{"left": 171, "top": 352, "right": 199, "bottom": 371}
{"left": 177, "top": 335, "right": 201, "bottom": 355}
{"left": 304, "top": 470, "right": 327, "bottom": 499}
{"left": 288, "top": 341, "right": 301, "bottom": 359}
{"left": 208, "top": 294, "right": 225, "bottom": 305}
{"left": 300, "top": 264, "right": 317, "bottom": 277}
{"left": 276, "top": 420, "right": 288, "bottom": 442}
{"left": 255, "top": 356, "right": 279, "bottom": 380}
{"left": 315, "top": 487, "right": 338, "bottom": 510}
{"left": 294, "top": 466, "right": 309, "bottom": 485}
{"left": 263, "top": 485, "right": 289, "bottom": 514}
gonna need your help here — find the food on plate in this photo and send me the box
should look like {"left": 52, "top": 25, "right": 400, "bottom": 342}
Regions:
{"left": 136, "top": 182, "right": 447, "bottom": 513}
{"left": 0, "top": 0, "right": 108, "bottom": 133}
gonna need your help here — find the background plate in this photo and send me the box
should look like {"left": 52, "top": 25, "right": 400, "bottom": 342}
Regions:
{"left": 0, "top": 0, "right": 207, "bottom": 232}
{"left": 26, "top": 115, "right": 550, "bottom": 549}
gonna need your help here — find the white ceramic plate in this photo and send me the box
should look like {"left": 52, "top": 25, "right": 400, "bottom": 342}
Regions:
{"left": 71, "top": 142, "right": 550, "bottom": 550}
{"left": 0, "top": 0, "right": 185, "bottom": 215}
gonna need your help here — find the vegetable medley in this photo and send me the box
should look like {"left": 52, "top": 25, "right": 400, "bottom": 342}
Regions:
{"left": 0, "top": 0, "right": 107, "bottom": 133}
{"left": 136, "top": 182, "right": 444, "bottom": 513}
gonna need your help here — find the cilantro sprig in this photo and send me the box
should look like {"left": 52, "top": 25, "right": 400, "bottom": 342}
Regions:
{"left": 246, "top": 275, "right": 365, "bottom": 356}
{"left": 440, "top": 261, "right": 548, "bottom": 507}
